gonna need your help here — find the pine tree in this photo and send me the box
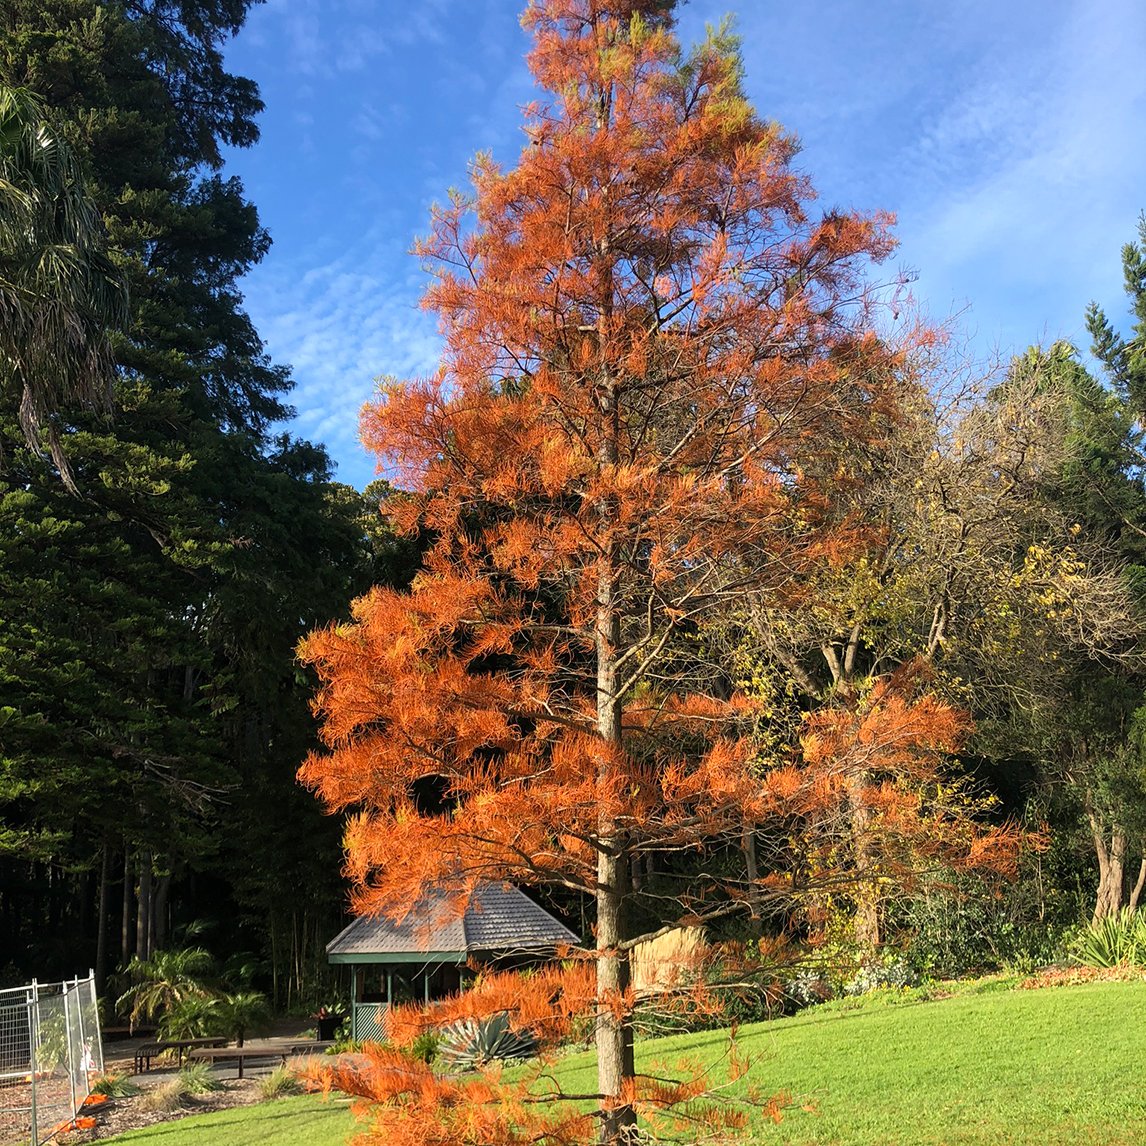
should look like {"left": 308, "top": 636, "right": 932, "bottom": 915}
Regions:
{"left": 0, "top": 0, "right": 369, "bottom": 991}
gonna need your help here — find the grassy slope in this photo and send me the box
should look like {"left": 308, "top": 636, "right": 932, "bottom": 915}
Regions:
{"left": 743, "top": 980, "right": 1146, "bottom": 1144}
{"left": 102, "top": 1095, "right": 354, "bottom": 1145}
{"left": 104, "top": 981, "right": 1146, "bottom": 1145}
{"left": 548, "top": 979, "right": 1146, "bottom": 1144}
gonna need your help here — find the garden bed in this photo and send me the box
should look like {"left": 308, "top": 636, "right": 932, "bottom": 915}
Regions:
{"left": 56, "top": 1076, "right": 266, "bottom": 1142}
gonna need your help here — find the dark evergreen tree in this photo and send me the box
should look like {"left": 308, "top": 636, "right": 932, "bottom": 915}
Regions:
{"left": 0, "top": 0, "right": 380, "bottom": 999}
{"left": 1087, "top": 212, "right": 1146, "bottom": 421}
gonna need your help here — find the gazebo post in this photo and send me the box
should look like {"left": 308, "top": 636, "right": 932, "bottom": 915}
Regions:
{"left": 350, "top": 965, "right": 359, "bottom": 1040}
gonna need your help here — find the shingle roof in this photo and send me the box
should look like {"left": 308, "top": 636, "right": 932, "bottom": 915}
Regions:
{"left": 326, "top": 882, "right": 579, "bottom": 964}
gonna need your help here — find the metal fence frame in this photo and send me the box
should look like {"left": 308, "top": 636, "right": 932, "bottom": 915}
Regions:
{"left": 0, "top": 972, "right": 103, "bottom": 1146}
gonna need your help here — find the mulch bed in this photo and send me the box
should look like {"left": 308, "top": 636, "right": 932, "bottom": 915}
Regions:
{"left": 57, "top": 1077, "right": 268, "bottom": 1142}
{"left": 1019, "top": 964, "right": 1146, "bottom": 990}
{"left": 1, "top": 1071, "right": 80, "bottom": 1145}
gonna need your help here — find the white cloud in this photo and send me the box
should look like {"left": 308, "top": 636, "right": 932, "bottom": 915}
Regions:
{"left": 897, "top": 0, "right": 1146, "bottom": 352}
{"left": 243, "top": 227, "right": 443, "bottom": 487}
{"left": 249, "top": 0, "right": 451, "bottom": 78}
{"left": 226, "top": 0, "right": 1146, "bottom": 488}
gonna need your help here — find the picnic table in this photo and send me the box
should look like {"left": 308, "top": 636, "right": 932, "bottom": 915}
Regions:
{"left": 133, "top": 1036, "right": 226, "bottom": 1073}
{"left": 187, "top": 1040, "right": 334, "bottom": 1079}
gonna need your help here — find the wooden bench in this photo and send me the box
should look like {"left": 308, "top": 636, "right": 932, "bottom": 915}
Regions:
{"left": 187, "top": 1041, "right": 334, "bottom": 1079}
{"left": 133, "top": 1042, "right": 168, "bottom": 1073}
{"left": 133, "top": 1036, "right": 226, "bottom": 1073}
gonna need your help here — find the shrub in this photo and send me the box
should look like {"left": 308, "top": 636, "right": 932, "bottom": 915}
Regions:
{"left": 1071, "top": 907, "right": 1146, "bottom": 968}
{"left": 709, "top": 980, "right": 786, "bottom": 1027}
{"left": 159, "top": 995, "right": 220, "bottom": 1041}
{"left": 177, "top": 1061, "right": 223, "bottom": 1095}
{"left": 437, "top": 1013, "right": 537, "bottom": 1070}
{"left": 843, "top": 956, "right": 918, "bottom": 996}
{"left": 115, "top": 947, "right": 215, "bottom": 1030}
{"left": 35, "top": 1012, "right": 68, "bottom": 1071}
{"left": 784, "top": 969, "right": 833, "bottom": 1010}
{"left": 139, "top": 1078, "right": 193, "bottom": 1112}
{"left": 897, "top": 841, "right": 1075, "bottom": 979}
{"left": 220, "top": 951, "right": 266, "bottom": 991}
{"left": 259, "top": 1065, "right": 302, "bottom": 1099}
{"left": 408, "top": 1029, "right": 440, "bottom": 1064}
{"left": 89, "top": 1072, "right": 141, "bottom": 1098}
{"left": 214, "top": 990, "right": 270, "bottom": 1046}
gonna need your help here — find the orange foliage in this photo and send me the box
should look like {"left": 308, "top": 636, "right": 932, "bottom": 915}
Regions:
{"left": 303, "top": 1018, "right": 772, "bottom": 1146}
{"left": 382, "top": 962, "right": 596, "bottom": 1048}
{"left": 746, "top": 667, "right": 1028, "bottom": 951}
{"left": 296, "top": 2, "right": 989, "bottom": 1143}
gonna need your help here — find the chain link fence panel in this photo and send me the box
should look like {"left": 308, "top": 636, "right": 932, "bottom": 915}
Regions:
{"left": 0, "top": 974, "right": 103, "bottom": 1146}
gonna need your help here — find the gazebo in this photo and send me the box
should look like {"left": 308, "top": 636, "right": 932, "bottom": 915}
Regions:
{"left": 326, "top": 882, "right": 579, "bottom": 1040}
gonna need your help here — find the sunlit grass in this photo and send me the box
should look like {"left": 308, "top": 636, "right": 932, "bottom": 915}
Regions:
{"left": 104, "top": 980, "right": 1146, "bottom": 1145}
{"left": 545, "top": 978, "right": 1146, "bottom": 1144}
{"left": 102, "top": 1093, "right": 353, "bottom": 1145}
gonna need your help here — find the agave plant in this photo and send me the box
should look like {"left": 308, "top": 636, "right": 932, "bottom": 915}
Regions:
{"left": 437, "top": 1012, "right": 538, "bottom": 1071}
{"left": 1071, "top": 907, "right": 1146, "bottom": 968}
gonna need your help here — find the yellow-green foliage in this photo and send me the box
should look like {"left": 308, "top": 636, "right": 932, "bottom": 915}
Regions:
{"left": 258, "top": 1065, "right": 303, "bottom": 1100}
{"left": 1071, "top": 907, "right": 1146, "bottom": 967}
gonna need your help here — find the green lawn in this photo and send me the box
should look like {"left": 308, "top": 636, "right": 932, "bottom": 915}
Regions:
{"left": 100, "top": 1095, "right": 354, "bottom": 1145}
{"left": 103, "top": 980, "right": 1146, "bottom": 1144}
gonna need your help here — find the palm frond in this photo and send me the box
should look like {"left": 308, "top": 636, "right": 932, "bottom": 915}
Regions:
{"left": 0, "top": 83, "right": 129, "bottom": 491}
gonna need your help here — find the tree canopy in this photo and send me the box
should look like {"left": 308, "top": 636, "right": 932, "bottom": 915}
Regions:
{"left": 0, "top": 0, "right": 382, "bottom": 999}
{"left": 299, "top": 3, "right": 1017, "bottom": 1141}
{"left": 0, "top": 83, "right": 128, "bottom": 489}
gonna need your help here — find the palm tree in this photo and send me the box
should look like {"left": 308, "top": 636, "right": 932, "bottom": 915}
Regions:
{"left": 115, "top": 947, "right": 215, "bottom": 1032}
{"left": 214, "top": 991, "right": 270, "bottom": 1047}
{"left": 159, "top": 995, "right": 221, "bottom": 1042}
{"left": 0, "top": 85, "right": 128, "bottom": 491}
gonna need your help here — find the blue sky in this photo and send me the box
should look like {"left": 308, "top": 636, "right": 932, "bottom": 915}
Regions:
{"left": 222, "top": 0, "right": 1146, "bottom": 490}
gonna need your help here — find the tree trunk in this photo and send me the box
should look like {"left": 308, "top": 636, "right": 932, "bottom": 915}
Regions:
{"left": 848, "top": 776, "right": 880, "bottom": 952}
{"left": 271, "top": 915, "right": 279, "bottom": 1008}
{"left": 596, "top": 583, "right": 636, "bottom": 1143}
{"left": 120, "top": 848, "right": 133, "bottom": 967}
{"left": 824, "top": 658, "right": 879, "bottom": 951}
{"left": 742, "top": 823, "right": 764, "bottom": 937}
{"left": 153, "top": 870, "right": 171, "bottom": 951}
{"left": 96, "top": 843, "right": 110, "bottom": 994}
{"left": 1129, "top": 856, "right": 1146, "bottom": 912}
{"left": 1088, "top": 808, "right": 1126, "bottom": 923}
{"left": 596, "top": 851, "right": 635, "bottom": 1145}
{"left": 136, "top": 850, "right": 152, "bottom": 961}
{"left": 594, "top": 336, "right": 636, "bottom": 1144}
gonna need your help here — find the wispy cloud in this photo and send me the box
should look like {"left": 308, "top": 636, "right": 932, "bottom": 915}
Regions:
{"left": 243, "top": 227, "right": 442, "bottom": 487}
{"left": 251, "top": 0, "right": 451, "bottom": 78}
{"left": 224, "top": 0, "right": 1146, "bottom": 488}
{"left": 897, "top": 0, "right": 1146, "bottom": 349}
